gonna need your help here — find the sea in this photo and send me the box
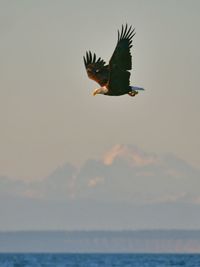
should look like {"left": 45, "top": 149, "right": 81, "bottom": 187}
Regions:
{"left": 0, "top": 253, "right": 200, "bottom": 267}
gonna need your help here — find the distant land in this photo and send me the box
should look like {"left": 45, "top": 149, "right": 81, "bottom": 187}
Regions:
{"left": 1, "top": 145, "right": 200, "bottom": 230}
{"left": 1, "top": 230, "right": 200, "bottom": 253}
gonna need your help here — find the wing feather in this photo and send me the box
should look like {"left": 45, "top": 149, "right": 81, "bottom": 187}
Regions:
{"left": 107, "top": 24, "right": 135, "bottom": 95}
{"left": 83, "top": 51, "right": 109, "bottom": 86}
{"left": 109, "top": 24, "right": 135, "bottom": 70}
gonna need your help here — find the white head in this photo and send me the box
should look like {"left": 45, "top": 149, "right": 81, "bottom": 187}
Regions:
{"left": 92, "top": 86, "right": 108, "bottom": 96}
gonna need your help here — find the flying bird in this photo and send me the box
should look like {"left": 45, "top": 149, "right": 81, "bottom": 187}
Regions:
{"left": 83, "top": 24, "right": 144, "bottom": 97}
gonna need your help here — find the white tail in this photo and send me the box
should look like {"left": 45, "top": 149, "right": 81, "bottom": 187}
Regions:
{"left": 131, "top": 86, "right": 145, "bottom": 91}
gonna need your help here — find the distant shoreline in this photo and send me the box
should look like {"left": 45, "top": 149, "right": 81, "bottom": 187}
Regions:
{"left": 1, "top": 230, "right": 200, "bottom": 253}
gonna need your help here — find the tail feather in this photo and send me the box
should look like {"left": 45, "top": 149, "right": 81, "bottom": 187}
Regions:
{"left": 131, "top": 86, "right": 145, "bottom": 91}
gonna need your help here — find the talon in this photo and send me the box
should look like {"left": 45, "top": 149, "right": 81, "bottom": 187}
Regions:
{"left": 128, "top": 91, "right": 138, "bottom": 97}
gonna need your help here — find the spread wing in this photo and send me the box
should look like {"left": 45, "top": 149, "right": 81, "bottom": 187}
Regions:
{"left": 109, "top": 24, "right": 135, "bottom": 70}
{"left": 83, "top": 51, "right": 109, "bottom": 86}
{"left": 108, "top": 24, "right": 135, "bottom": 94}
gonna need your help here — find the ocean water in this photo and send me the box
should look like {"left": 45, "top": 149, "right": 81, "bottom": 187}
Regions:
{"left": 0, "top": 253, "right": 199, "bottom": 267}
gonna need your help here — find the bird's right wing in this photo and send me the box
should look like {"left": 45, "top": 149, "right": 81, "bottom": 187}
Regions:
{"left": 83, "top": 51, "right": 109, "bottom": 86}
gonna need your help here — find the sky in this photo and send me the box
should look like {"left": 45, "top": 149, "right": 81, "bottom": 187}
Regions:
{"left": 0, "top": 0, "right": 200, "bottom": 230}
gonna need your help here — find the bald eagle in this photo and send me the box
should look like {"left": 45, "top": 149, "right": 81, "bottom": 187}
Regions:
{"left": 83, "top": 24, "right": 144, "bottom": 97}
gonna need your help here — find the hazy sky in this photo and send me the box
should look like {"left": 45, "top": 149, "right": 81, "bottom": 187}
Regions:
{"left": 0, "top": 0, "right": 200, "bottom": 180}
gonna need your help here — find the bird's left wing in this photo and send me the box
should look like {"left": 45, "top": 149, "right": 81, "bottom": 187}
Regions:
{"left": 83, "top": 51, "right": 109, "bottom": 86}
{"left": 109, "top": 24, "right": 135, "bottom": 71}
{"left": 107, "top": 25, "right": 135, "bottom": 95}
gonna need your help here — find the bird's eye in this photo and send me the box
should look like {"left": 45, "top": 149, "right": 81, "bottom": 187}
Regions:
{"left": 95, "top": 69, "right": 100, "bottom": 73}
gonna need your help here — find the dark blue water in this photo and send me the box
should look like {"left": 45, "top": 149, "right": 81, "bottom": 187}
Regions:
{"left": 0, "top": 253, "right": 200, "bottom": 267}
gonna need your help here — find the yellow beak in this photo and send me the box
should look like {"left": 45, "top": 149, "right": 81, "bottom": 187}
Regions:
{"left": 92, "top": 90, "right": 98, "bottom": 96}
